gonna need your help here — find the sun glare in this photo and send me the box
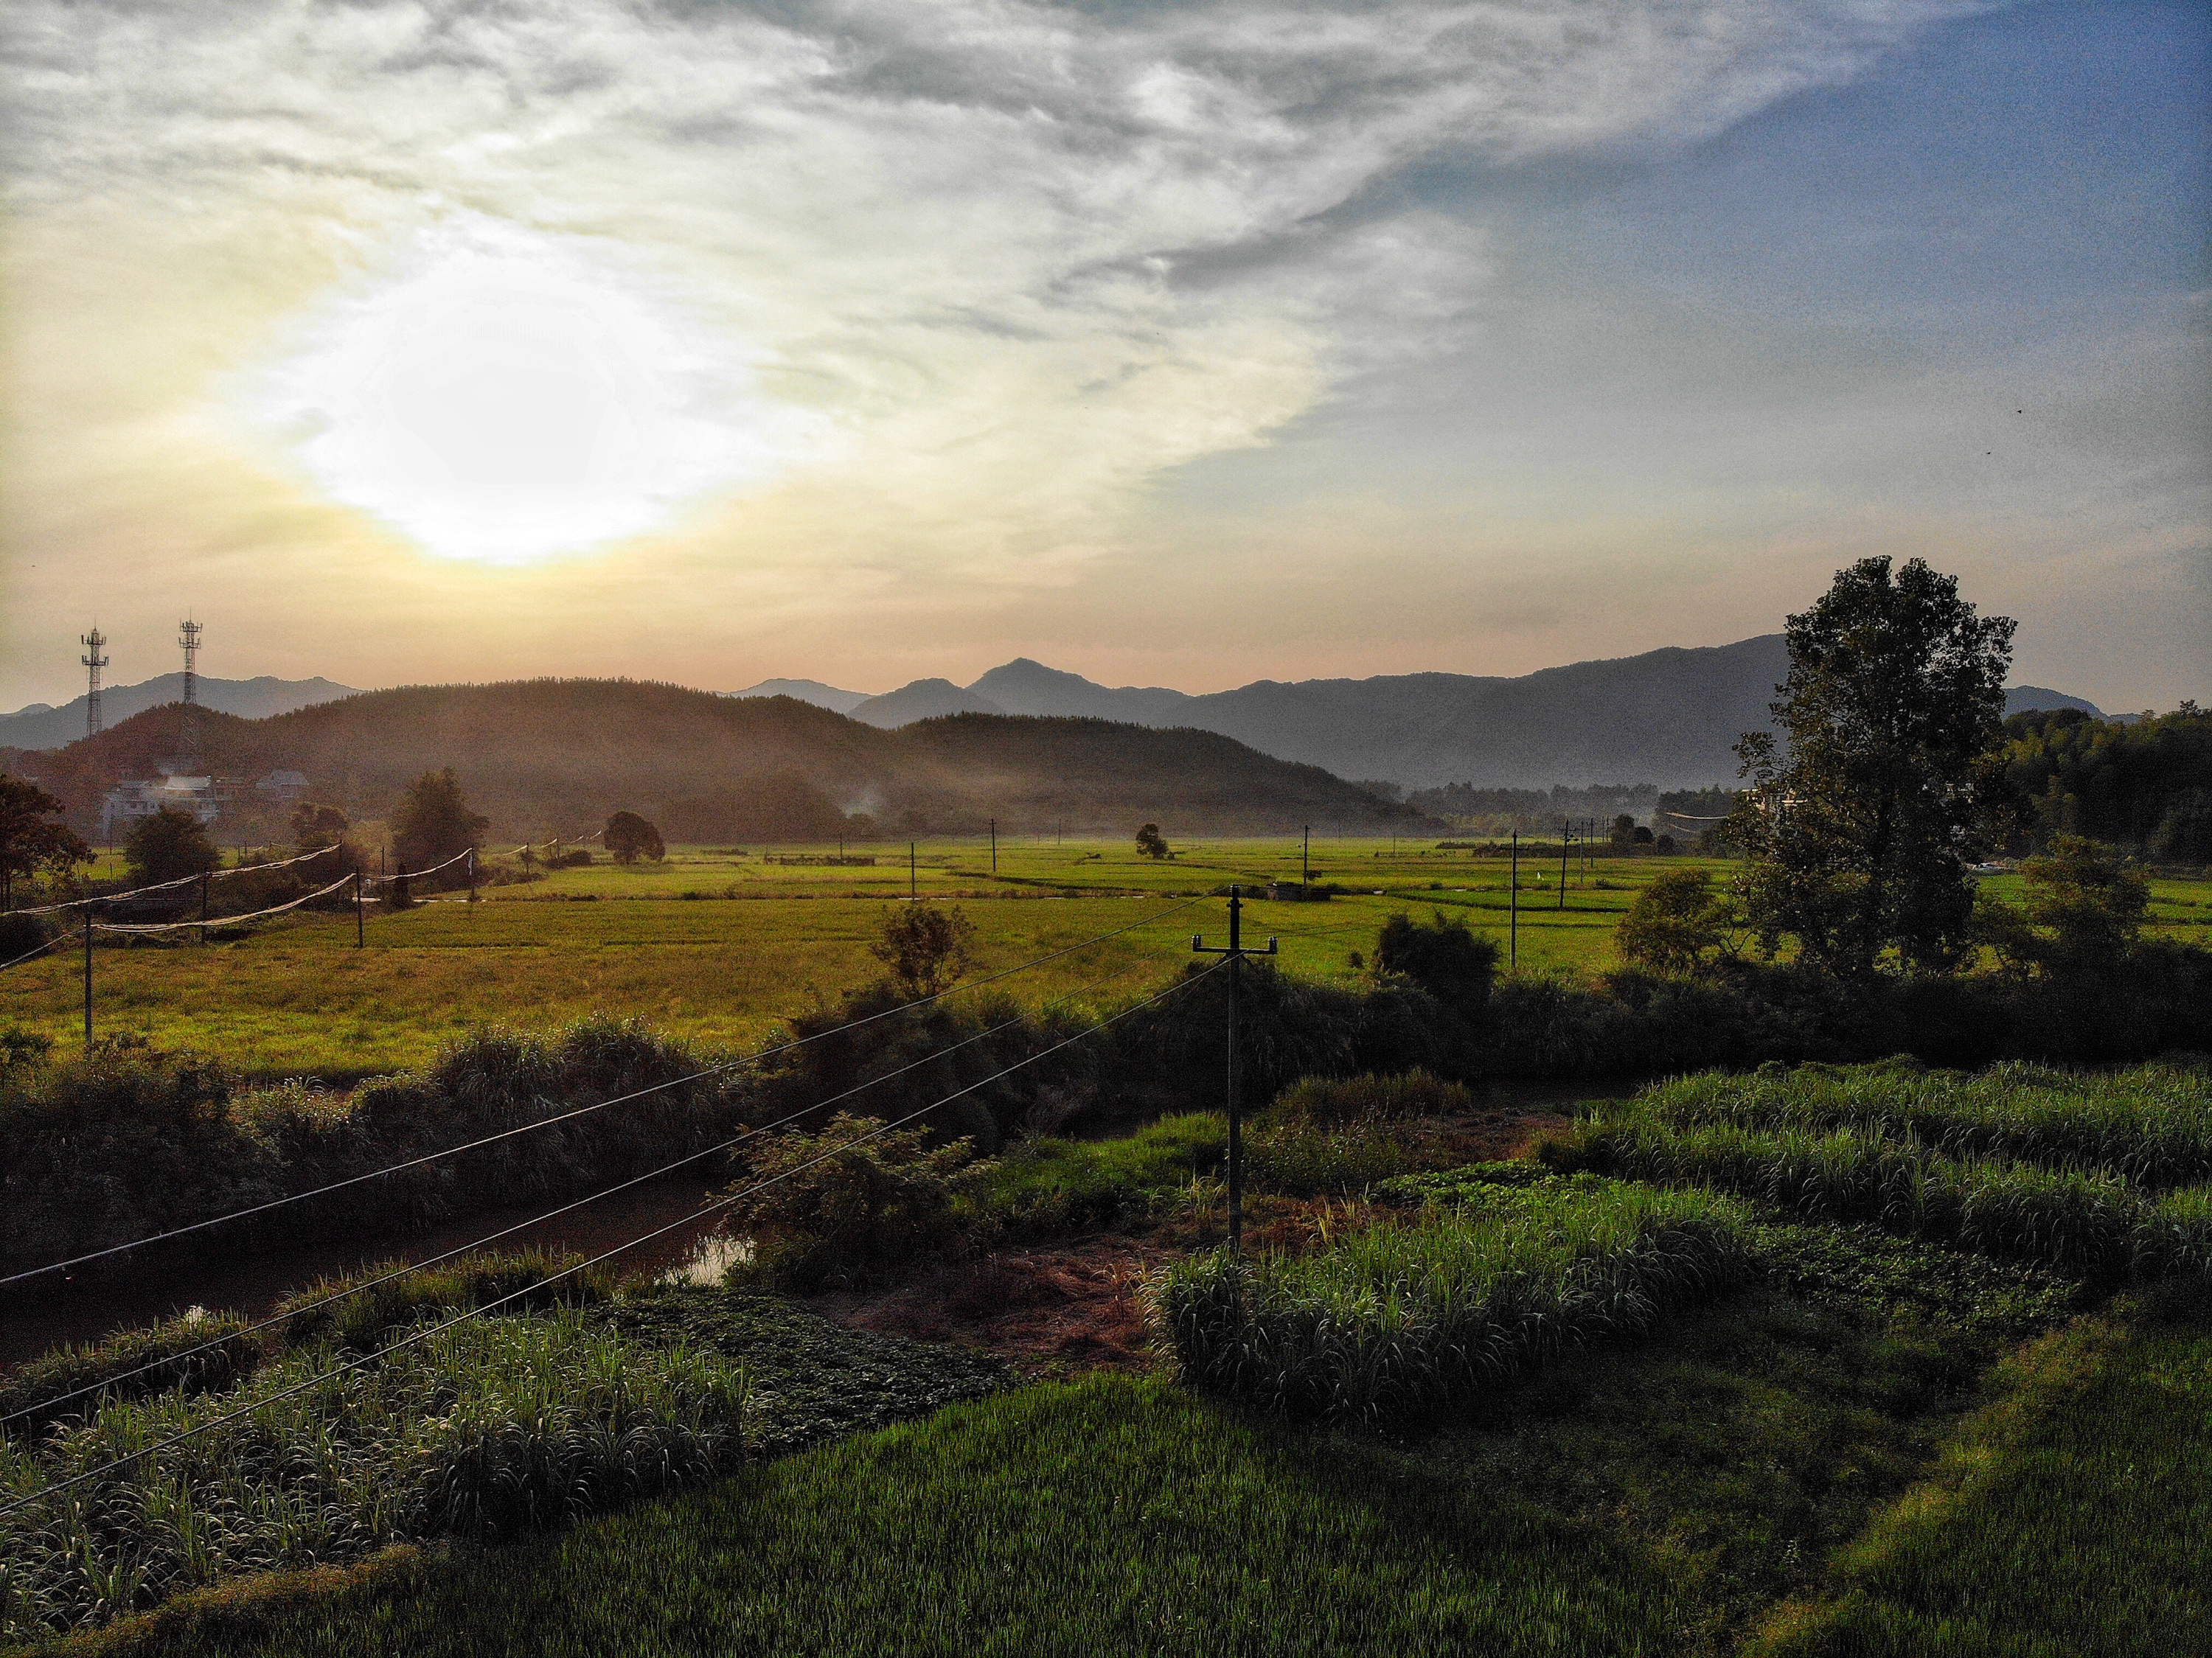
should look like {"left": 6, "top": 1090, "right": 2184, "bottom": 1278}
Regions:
{"left": 252, "top": 217, "right": 780, "bottom": 565}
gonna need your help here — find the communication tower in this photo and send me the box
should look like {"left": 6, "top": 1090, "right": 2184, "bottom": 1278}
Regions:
{"left": 178, "top": 618, "right": 203, "bottom": 764}
{"left": 80, "top": 627, "right": 109, "bottom": 739}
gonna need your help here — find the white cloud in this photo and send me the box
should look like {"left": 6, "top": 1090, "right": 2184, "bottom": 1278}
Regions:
{"left": 1, "top": 1, "right": 1994, "bottom": 561}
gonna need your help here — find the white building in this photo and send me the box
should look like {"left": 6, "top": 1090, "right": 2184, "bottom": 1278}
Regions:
{"left": 255, "top": 770, "right": 310, "bottom": 801}
{"left": 101, "top": 774, "right": 231, "bottom": 840}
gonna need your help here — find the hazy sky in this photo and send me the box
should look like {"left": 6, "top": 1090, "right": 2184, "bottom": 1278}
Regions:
{"left": 3, "top": 0, "right": 2206, "bottom": 711}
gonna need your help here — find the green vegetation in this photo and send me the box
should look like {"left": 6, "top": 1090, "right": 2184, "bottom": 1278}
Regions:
{"left": 2006, "top": 701, "right": 2212, "bottom": 860}
{"left": 975, "top": 1112, "right": 1225, "bottom": 1236}
{"left": 1628, "top": 1059, "right": 2212, "bottom": 1185}
{"left": 0, "top": 1317, "right": 262, "bottom": 1441}
{"left": 1750, "top": 1294, "right": 2212, "bottom": 1657}
{"left": 1158, "top": 1178, "right": 1755, "bottom": 1427}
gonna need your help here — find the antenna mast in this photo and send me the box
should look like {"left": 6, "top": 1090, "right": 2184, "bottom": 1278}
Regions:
{"left": 80, "top": 627, "right": 109, "bottom": 739}
{"left": 178, "top": 617, "right": 203, "bottom": 764}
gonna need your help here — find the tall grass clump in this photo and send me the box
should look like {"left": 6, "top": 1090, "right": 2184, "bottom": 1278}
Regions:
{"left": 0, "top": 1314, "right": 262, "bottom": 1441}
{"left": 0, "top": 1309, "right": 745, "bottom": 1642}
{"left": 1156, "top": 1180, "right": 1754, "bottom": 1427}
{"left": 1271, "top": 1070, "right": 1475, "bottom": 1125}
{"left": 1547, "top": 1114, "right": 2212, "bottom": 1283}
{"left": 1636, "top": 1059, "right": 2212, "bottom": 1186}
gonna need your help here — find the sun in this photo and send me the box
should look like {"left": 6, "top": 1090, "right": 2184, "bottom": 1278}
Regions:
{"left": 251, "top": 217, "right": 779, "bottom": 565}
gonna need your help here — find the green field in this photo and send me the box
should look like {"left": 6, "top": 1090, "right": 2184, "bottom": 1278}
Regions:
{"left": 10, "top": 840, "right": 2205, "bottom": 1079}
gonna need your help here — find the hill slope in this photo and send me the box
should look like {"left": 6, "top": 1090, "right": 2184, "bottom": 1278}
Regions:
{"left": 855, "top": 641, "right": 2101, "bottom": 789}
{"left": 14, "top": 680, "right": 1427, "bottom": 842}
{"left": 0, "top": 675, "right": 358, "bottom": 751}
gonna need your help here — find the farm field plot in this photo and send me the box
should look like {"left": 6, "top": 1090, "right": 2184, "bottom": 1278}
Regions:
{"left": 14, "top": 840, "right": 2201, "bottom": 1079}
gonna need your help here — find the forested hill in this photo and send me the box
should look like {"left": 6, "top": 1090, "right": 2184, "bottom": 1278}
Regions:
{"left": 8, "top": 679, "right": 1432, "bottom": 842}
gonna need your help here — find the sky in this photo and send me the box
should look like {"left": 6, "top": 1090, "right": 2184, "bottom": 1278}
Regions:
{"left": 2, "top": 0, "right": 2206, "bottom": 712}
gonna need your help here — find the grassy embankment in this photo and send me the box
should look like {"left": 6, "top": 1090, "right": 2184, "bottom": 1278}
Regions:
{"left": 13, "top": 840, "right": 2202, "bottom": 1079}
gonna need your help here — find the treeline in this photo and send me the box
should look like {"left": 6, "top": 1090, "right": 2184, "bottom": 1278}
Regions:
{"left": 2007, "top": 705, "right": 2212, "bottom": 860}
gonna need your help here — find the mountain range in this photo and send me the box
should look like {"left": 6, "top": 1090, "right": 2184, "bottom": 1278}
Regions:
{"left": 737, "top": 641, "right": 2103, "bottom": 790}
{"left": 1, "top": 675, "right": 358, "bottom": 752}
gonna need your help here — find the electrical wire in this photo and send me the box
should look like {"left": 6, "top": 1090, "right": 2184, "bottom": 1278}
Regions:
{"left": 10, "top": 844, "right": 345, "bottom": 916}
{"left": 90, "top": 875, "right": 359, "bottom": 936}
{"left": 1, "top": 943, "right": 1169, "bottom": 1428}
{"left": 0, "top": 960, "right": 1222, "bottom": 1519}
{"left": 0, "top": 894, "right": 1205, "bottom": 1288}
{"left": 0, "top": 933, "right": 70, "bottom": 974}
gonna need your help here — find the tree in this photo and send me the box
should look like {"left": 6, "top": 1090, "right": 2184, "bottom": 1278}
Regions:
{"left": 1616, "top": 868, "right": 1736, "bottom": 975}
{"left": 2020, "top": 835, "right": 2149, "bottom": 970}
{"left": 0, "top": 773, "right": 91, "bottom": 909}
{"left": 1726, "top": 557, "right": 2017, "bottom": 977}
{"left": 870, "top": 903, "right": 978, "bottom": 998}
{"left": 1609, "top": 814, "right": 1636, "bottom": 851}
{"left": 604, "top": 810, "right": 666, "bottom": 864}
{"left": 125, "top": 807, "right": 219, "bottom": 885}
{"left": 288, "top": 802, "right": 349, "bottom": 853}
{"left": 391, "top": 768, "right": 489, "bottom": 875}
{"left": 1373, "top": 910, "right": 1499, "bottom": 1006}
{"left": 1135, "top": 823, "right": 1169, "bottom": 860}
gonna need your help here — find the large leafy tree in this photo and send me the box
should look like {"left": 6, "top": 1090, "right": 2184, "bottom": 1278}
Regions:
{"left": 125, "top": 807, "right": 220, "bottom": 885}
{"left": 391, "top": 768, "right": 489, "bottom": 874}
{"left": 0, "top": 773, "right": 92, "bottom": 908}
{"left": 604, "top": 810, "right": 666, "bottom": 864}
{"left": 1727, "top": 557, "right": 2017, "bottom": 977}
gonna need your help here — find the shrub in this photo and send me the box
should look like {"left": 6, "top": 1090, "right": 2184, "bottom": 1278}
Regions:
{"left": 0, "top": 910, "right": 53, "bottom": 966}
{"left": 1156, "top": 1180, "right": 1753, "bottom": 1427}
{"left": 725, "top": 1112, "right": 994, "bottom": 1291}
{"left": 1615, "top": 867, "right": 1736, "bottom": 975}
{"left": 1373, "top": 910, "right": 1498, "bottom": 1009}
{"left": 1270, "top": 1070, "right": 1474, "bottom": 1125}
{"left": 869, "top": 903, "right": 977, "bottom": 998}
{"left": 1371, "top": 1161, "right": 1559, "bottom": 1205}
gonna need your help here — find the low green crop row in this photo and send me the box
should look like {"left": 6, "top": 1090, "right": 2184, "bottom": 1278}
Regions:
{"left": 1155, "top": 1180, "right": 1754, "bottom": 1427}
{"left": 1637, "top": 1059, "right": 2212, "bottom": 1186}
{"left": 0, "top": 1309, "right": 746, "bottom": 1643}
{"left": 1545, "top": 1115, "right": 2212, "bottom": 1282}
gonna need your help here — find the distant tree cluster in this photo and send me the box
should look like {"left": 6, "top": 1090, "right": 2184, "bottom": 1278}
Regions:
{"left": 0, "top": 774, "right": 91, "bottom": 909}
{"left": 2005, "top": 703, "right": 2212, "bottom": 860}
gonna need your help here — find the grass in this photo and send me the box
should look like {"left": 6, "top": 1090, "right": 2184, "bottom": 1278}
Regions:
{"left": 977, "top": 1112, "right": 1227, "bottom": 1236}
{"left": 1747, "top": 1291, "right": 2212, "bottom": 1657}
{"left": 1158, "top": 1177, "right": 1756, "bottom": 1426}
{"left": 1638, "top": 1060, "right": 2212, "bottom": 1186}
{"left": 0, "top": 1283, "right": 1007, "bottom": 1645}
{"left": 38, "top": 1279, "right": 2054, "bottom": 1658}
{"left": 1547, "top": 1113, "right": 2212, "bottom": 1281}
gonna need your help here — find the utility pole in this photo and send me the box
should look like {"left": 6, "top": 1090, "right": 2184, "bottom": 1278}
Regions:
{"left": 82, "top": 904, "right": 94, "bottom": 1045}
{"left": 909, "top": 841, "right": 917, "bottom": 901}
{"left": 1194, "top": 887, "right": 1277, "bottom": 1255}
{"left": 1559, "top": 817, "right": 1571, "bottom": 911}
{"left": 1301, "top": 824, "right": 1310, "bottom": 888}
{"left": 467, "top": 848, "right": 477, "bottom": 903}
{"left": 990, "top": 818, "right": 998, "bottom": 876}
{"left": 1509, "top": 832, "right": 1519, "bottom": 971}
{"left": 355, "top": 871, "right": 364, "bottom": 949}
{"left": 200, "top": 870, "right": 209, "bottom": 941}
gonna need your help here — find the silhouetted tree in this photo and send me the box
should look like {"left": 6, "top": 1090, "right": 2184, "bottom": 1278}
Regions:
{"left": 870, "top": 903, "right": 977, "bottom": 998}
{"left": 605, "top": 810, "right": 666, "bottom": 864}
{"left": 1135, "top": 823, "right": 1169, "bottom": 860}
{"left": 288, "top": 802, "right": 349, "bottom": 853}
{"left": 125, "top": 807, "right": 219, "bottom": 886}
{"left": 1728, "top": 557, "right": 2017, "bottom": 976}
{"left": 0, "top": 773, "right": 91, "bottom": 910}
{"left": 391, "top": 768, "right": 489, "bottom": 876}
{"left": 1373, "top": 910, "right": 1498, "bottom": 1007}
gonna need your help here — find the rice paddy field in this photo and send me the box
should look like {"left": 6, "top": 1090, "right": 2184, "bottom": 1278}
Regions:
{"left": 8, "top": 840, "right": 2208, "bottom": 1080}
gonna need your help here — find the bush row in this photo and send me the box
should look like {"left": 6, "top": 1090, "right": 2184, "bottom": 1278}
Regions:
{"left": 1543, "top": 1115, "right": 2212, "bottom": 1282}
{"left": 1155, "top": 1179, "right": 1755, "bottom": 1428}
{"left": 1631, "top": 1059, "right": 2212, "bottom": 1186}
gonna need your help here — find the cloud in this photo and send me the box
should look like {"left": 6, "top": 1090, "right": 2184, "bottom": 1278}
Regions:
{"left": 0, "top": 0, "right": 1995, "bottom": 571}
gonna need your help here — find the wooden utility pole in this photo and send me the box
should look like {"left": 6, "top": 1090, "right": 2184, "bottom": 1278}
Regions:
{"left": 909, "top": 841, "right": 917, "bottom": 900}
{"left": 1559, "top": 818, "right": 1571, "bottom": 910}
{"left": 355, "top": 871, "right": 364, "bottom": 949}
{"left": 990, "top": 818, "right": 998, "bottom": 875}
{"left": 1193, "top": 888, "right": 1278, "bottom": 1255}
{"left": 1301, "top": 824, "right": 1310, "bottom": 887}
{"left": 1509, "top": 832, "right": 1519, "bottom": 971}
{"left": 82, "top": 904, "right": 94, "bottom": 1045}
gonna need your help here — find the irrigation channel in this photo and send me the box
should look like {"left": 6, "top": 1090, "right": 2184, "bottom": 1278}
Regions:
{"left": 0, "top": 1174, "right": 737, "bottom": 1369}
{"left": 0, "top": 1076, "right": 1615, "bottom": 1372}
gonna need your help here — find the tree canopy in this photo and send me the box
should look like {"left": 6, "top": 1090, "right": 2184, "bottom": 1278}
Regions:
{"left": 124, "top": 807, "right": 219, "bottom": 886}
{"left": 869, "top": 903, "right": 977, "bottom": 999}
{"left": 0, "top": 773, "right": 91, "bottom": 908}
{"left": 604, "top": 810, "right": 667, "bottom": 864}
{"left": 391, "top": 768, "right": 489, "bottom": 874}
{"left": 1727, "top": 557, "right": 2017, "bottom": 977}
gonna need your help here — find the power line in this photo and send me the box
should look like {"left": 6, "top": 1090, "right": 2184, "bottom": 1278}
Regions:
{"left": 90, "top": 874, "right": 357, "bottom": 935}
{"left": 1, "top": 943, "right": 1169, "bottom": 1429}
{"left": 0, "top": 960, "right": 1222, "bottom": 1519}
{"left": 10, "top": 843, "right": 345, "bottom": 916}
{"left": 0, "top": 894, "right": 1205, "bottom": 1288}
